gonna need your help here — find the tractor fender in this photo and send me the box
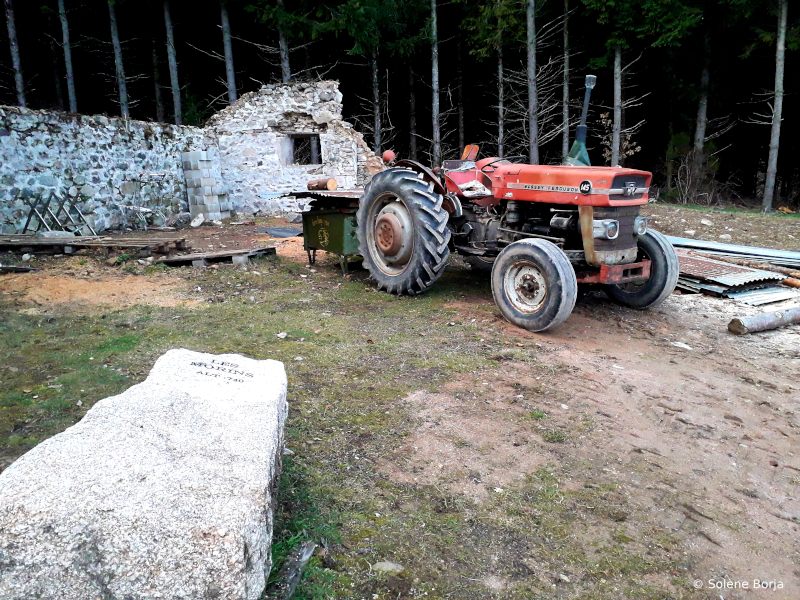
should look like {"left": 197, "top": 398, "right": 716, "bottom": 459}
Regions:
{"left": 395, "top": 159, "right": 447, "bottom": 196}
{"left": 394, "top": 159, "right": 462, "bottom": 217}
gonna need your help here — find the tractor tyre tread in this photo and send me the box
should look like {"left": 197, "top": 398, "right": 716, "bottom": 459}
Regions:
{"left": 357, "top": 168, "right": 451, "bottom": 295}
{"left": 602, "top": 229, "right": 679, "bottom": 309}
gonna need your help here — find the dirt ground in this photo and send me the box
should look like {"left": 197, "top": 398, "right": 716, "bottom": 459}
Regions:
{"left": 1, "top": 209, "right": 799, "bottom": 599}
{"left": 379, "top": 291, "right": 800, "bottom": 596}
{"left": 643, "top": 204, "right": 800, "bottom": 252}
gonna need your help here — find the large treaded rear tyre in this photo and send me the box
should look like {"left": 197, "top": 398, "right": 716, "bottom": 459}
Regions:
{"left": 357, "top": 168, "right": 451, "bottom": 295}
{"left": 491, "top": 239, "right": 578, "bottom": 332}
{"left": 602, "top": 230, "right": 679, "bottom": 309}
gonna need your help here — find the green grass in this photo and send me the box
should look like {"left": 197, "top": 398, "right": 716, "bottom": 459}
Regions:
{"left": 0, "top": 255, "right": 695, "bottom": 599}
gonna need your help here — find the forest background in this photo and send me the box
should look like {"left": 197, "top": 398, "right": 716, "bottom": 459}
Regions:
{"left": 1, "top": 0, "right": 797, "bottom": 209}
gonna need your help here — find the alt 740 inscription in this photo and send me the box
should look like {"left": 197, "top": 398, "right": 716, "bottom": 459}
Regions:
{"left": 191, "top": 359, "right": 254, "bottom": 384}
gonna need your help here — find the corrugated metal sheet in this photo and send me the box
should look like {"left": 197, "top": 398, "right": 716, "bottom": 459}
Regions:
{"left": 677, "top": 249, "right": 800, "bottom": 268}
{"left": 676, "top": 252, "right": 785, "bottom": 287}
{"left": 724, "top": 288, "right": 798, "bottom": 306}
{"left": 666, "top": 236, "right": 800, "bottom": 268}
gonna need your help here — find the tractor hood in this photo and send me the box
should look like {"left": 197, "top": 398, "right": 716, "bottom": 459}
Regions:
{"left": 492, "top": 164, "right": 653, "bottom": 207}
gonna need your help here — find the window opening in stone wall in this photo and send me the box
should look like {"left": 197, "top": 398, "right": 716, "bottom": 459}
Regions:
{"left": 291, "top": 134, "right": 321, "bottom": 165}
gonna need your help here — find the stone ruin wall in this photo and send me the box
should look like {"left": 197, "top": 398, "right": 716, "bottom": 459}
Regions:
{"left": 0, "top": 108, "right": 216, "bottom": 234}
{"left": 0, "top": 81, "right": 384, "bottom": 234}
{"left": 207, "top": 80, "right": 384, "bottom": 216}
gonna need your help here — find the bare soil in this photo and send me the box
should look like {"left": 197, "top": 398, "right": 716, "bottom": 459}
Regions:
{"left": 643, "top": 203, "right": 800, "bottom": 252}
{"left": 378, "top": 288, "right": 800, "bottom": 597}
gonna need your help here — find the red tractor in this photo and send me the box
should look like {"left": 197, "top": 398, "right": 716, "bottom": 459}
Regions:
{"left": 356, "top": 75, "right": 678, "bottom": 332}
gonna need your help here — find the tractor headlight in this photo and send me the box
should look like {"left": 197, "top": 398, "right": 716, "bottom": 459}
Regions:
{"left": 593, "top": 219, "right": 619, "bottom": 240}
{"left": 634, "top": 217, "right": 648, "bottom": 235}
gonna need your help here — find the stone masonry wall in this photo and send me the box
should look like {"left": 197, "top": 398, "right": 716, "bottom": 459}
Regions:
{"left": 0, "top": 81, "right": 383, "bottom": 232}
{"left": 207, "top": 81, "right": 384, "bottom": 215}
{"left": 0, "top": 107, "right": 217, "bottom": 234}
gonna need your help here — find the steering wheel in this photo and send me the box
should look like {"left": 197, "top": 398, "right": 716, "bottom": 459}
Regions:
{"left": 480, "top": 156, "right": 527, "bottom": 173}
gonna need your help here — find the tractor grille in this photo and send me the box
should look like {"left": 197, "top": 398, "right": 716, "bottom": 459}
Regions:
{"left": 594, "top": 206, "right": 640, "bottom": 251}
{"left": 609, "top": 175, "right": 648, "bottom": 201}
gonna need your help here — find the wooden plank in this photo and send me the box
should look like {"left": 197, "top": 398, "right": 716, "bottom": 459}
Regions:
{"left": 155, "top": 247, "right": 275, "bottom": 266}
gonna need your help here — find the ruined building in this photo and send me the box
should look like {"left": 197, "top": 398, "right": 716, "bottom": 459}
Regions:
{"left": 0, "top": 81, "right": 383, "bottom": 234}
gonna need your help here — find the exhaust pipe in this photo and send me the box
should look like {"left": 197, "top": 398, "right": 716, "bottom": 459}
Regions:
{"left": 564, "top": 75, "right": 596, "bottom": 167}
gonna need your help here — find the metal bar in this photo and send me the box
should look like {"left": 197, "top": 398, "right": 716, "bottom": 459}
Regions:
{"left": 497, "top": 227, "right": 565, "bottom": 243}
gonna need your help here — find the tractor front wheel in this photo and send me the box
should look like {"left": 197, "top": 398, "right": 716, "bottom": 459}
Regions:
{"left": 491, "top": 239, "right": 578, "bottom": 332}
{"left": 357, "top": 168, "right": 451, "bottom": 295}
{"left": 602, "top": 230, "right": 679, "bottom": 309}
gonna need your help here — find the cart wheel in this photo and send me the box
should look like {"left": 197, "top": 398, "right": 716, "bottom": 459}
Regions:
{"left": 357, "top": 168, "right": 451, "bottom": 295}
{"left": 491, "top": 239, "right": 577, "bottom": 332}
{"left": 602, "top": 230, "right": 678, "bottom": 309}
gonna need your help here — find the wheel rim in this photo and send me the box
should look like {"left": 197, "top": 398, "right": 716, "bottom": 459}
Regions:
{"left": 504, "top": 260, "right": 548, "bottom": 313}
{"left": 366, "top": 192, "right": 415, "bottom": 275}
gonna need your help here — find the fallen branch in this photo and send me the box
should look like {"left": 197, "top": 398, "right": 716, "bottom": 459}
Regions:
{"left": 265, "top": 541, "right": 317, "bottom": 600}
{"left": 728, "top": 307, "right": 800, "bottom": 335}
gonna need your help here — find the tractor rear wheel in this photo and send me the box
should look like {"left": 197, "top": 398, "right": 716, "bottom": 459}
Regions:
{"left": 602, "top": 230, "right": 679, "bottom": 309}
{"left": 491, "top": 239, "right": 578, "bottom": 332}
{"left": 357, "top": 168, "right": 451, "bottom": 295}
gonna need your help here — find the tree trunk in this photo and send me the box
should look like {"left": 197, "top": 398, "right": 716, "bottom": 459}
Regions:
{"left": 457, "top": 36, "right": 465, "bottom": 152}
{"left": 108, "top": 0, "right": 129, "bottom": 118}
{"left": 163, "top": 0, "right": 181, "bottom": 125}
{"left": 409, "top": 65, "right": 417, "bottom": 160}
{"left": 692, "top": 35, "right": 710, "bottom": 175}
{"left": 277, "top": 0, "right": 291, "bottom": 83}
{"left": 431, "top": 0, "right": 441, "bottom": 166}
{"left": 562, "top": 0, "right": 569, "bottom": 160}
{"left": 498, "top": 45, "right": 504, "bottom": 159}
{"left": 526, "top": 0, "right": 539, "bottom": 164}
{"left": 58, "top": 0, "right": 77, "bottom": 112}
{"left": 220, "top": 1, "right": 237, "bottom": 105}
{"left": 4, "top": 0, "right": 25, "bottom": 107}
{"left": 611, "top": 45, "right": 622, "bottom": 166}
{"left": 152, "top": 38, "right": 164, "bottom": 122}
{"left": 49, "top": 35, "right": 65, "bottom": 111}
{"left": 371, "top": 48, "right": 381, "bottom": 154}
{"left": 763, "top": 0, "right": 787, "bottom": 212}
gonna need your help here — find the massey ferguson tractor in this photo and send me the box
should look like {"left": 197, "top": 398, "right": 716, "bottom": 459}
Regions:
{"left": 356, "top": 75, "right": 679, "bottom": 332}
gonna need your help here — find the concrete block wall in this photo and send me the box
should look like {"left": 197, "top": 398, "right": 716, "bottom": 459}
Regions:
{"left": 182, "top": 151, "right": 230, "bottom": 221}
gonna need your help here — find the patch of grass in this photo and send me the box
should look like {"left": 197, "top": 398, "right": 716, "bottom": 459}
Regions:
{"left": 96, "top": 334, "right": 141, "bottom": 355}
{"left": 144, "top": 264, "right": 170, "bottom": 274}
{"left": 122, "top": 264, "right": 137, "bottom": 274}
{"left": 530, "top": 409, "right": 547, "bottom": 420}
{"left": 542, "top": 429, "right": 567, "bottom": 443}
